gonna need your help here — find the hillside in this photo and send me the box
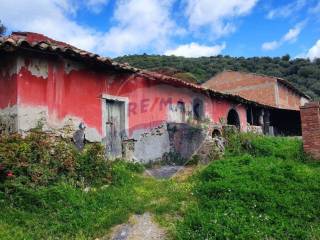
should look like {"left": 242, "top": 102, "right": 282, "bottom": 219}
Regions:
{"left": 114, "top": 55, "right": 320, "bottom": 100}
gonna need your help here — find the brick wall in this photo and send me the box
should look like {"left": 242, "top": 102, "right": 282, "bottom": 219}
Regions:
{"left": 203, "top": 71, "right": 277, "bottom": 107}
{"left": 277, "top": 82, "right": 302, "bottom": 110}
{"left": 300, "top": 102, "right": 320, "bottom": 160}
{"left": 203, "top": 71, "right": 306, "bottom": 110}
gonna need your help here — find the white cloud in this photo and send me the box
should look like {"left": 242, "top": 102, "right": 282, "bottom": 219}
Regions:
{"left": 261, "top": 22, "right": 304, "bottom": 51}
{"left": 0, "top": 0, "right": 101, "bottom": 52}
{"left": 267, "top": 0, "right": 306, "bottom": 19}
{"left": 262, "top": 41, "right": 279, "bottom": 51}
{"left": 184, "top": 0, "right": 258, "bottom": 38}
{"left": 306, "top": 40, "right": 320, "bottom": 60}
{"left": 283, "top": 24, "right": 303, "bottom": 42}
{"left": 85, "top": 0, "right": 110, "bottom": 13}
{"left": 0, "top": 0, "right": 183, "bottom": 56}
{"left": 98, "top": 0, "right": 182, "bottom": 56}
{"left": 164, "top": 42, "right": 226, "bottom": 57}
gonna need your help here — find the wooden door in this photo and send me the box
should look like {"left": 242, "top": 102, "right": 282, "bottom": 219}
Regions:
{"left": 106, "top": 100, "right": 125, "bottom": 158}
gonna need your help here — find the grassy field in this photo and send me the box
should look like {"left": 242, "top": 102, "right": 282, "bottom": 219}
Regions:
{"left": 0, "top": 133, "right": 319, "bottom": 239}
{"left": 175, "top": 135, "right": 320, "bottom": 239}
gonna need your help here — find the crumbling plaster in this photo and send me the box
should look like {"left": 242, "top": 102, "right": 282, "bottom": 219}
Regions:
{"left": 0, "top": 105, "right": 18, "bottom": 133}
{"left": 0, "top": 53, "right": 248, "bottom": 163}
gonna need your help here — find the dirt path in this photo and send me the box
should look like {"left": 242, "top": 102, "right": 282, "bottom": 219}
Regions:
{"left": 145, "top": 165, "right": 184, "bottom": 179}
{"left": 100, "top": 165, "right": 192, "bottom": 240}
{"left": 107, "top": 212, "right": 166, "bottom": 240}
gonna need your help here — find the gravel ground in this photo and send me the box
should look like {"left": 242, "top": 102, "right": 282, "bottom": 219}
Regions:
{"left": 108, "top": 213, "right": 166, "bottom": 240}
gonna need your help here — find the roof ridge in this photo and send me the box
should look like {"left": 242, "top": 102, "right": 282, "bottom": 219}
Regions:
{"left": 0, "top": 31, "right": 298, "bottom": 108}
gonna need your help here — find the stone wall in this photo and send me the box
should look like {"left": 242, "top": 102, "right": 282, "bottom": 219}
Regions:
{"left": 124, "top": 122, "right": 217, "bottom": 164}
{"left": 300, "top": 102, "right": 320, "bottom": 160}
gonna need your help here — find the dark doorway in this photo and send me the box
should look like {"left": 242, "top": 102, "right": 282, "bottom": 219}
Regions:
{"left": 177, "top": 101, "right": 186, "bottom": 123}
{"left": 193, "top": 98, "right": 204, "bottom": 121}
{"left": 227, "top": 109, "right": 240, "bottom": 128}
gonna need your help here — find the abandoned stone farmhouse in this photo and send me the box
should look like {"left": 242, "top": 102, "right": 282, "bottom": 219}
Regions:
{"left": 0, "top": 32, "right": 311, "bottom": 163}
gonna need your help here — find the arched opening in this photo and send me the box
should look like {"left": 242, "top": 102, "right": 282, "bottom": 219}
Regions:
{"left": 212, "top": 129, "right": 222, "bottom": 138}
{"left": 193, "top": 98, "right": 204, "bottom": 121}
{"left": 227, "top": 109, "right": 240, "bottom": 128}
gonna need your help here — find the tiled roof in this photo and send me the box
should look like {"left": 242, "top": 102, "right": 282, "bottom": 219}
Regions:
{"left": 0, "top": 32, "right": 285, "bottom": 110}
{"left": 0, "top": 32, "right": 141, "bottom": 72}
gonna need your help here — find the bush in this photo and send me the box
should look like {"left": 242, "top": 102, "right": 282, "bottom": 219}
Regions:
{"left": 0, "top": 133, "right": 146, "bottom": 239}
{"left": 0, "top": 132, "right": 144, "bottom": 191}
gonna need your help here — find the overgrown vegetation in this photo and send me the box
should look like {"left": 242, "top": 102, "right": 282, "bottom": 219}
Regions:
{"left": 175, "top": 133, "right": 320, "bottom": 239}
{"left": 0, "top": 132, "right": 114, "bottom": 188}
{"left": 0, "top": 132, "right": 187, "bottom": 239}
{"left": 115, "top": 54, "right": 320, "bottom": 99}
{"left": 1, "top": 131, "right": 319, "bottom": 239}
{"left": 0, "top": 132, "right": 146, "bottom": 239}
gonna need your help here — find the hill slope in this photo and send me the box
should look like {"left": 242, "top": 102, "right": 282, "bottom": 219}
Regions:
{"left": 114, "top": 55, "right": 320, "bottom": 99}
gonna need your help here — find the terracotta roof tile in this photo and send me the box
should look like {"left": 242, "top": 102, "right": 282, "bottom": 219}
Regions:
{"left": 0, "top": 32, "right": 286, "bottom": 110}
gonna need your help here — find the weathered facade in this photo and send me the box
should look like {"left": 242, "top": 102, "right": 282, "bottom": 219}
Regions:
{"left": 203, "top": 70, "right": 310, "bottom": 136}
{"left": 0, "top": 32, "right": 267, "bottom": 163}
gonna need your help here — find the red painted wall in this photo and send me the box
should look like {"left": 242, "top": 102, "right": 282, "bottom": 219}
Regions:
{"left": 0, "top": 56, "right": 18, "bottom": 109}
{"left": 10, "top": 54, "right": 247, "bottom": 137}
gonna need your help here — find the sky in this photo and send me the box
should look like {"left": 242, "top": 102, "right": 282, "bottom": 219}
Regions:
{"left": 0, "top": 0, "right": 320, "bottom": 59}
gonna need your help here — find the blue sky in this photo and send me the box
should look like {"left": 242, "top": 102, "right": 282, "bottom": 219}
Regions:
{"left": 1, "top": 0, "right": 320, "bottom": 59}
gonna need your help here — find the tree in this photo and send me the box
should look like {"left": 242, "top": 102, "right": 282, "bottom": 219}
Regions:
{"left": 282, "top": 54, "right": 290, "bottom": 61}
{"left": 0, "top": 21, "right": 6, "bottom": 36}
{"left": 114, "top": 54, "right": 320, "bottom": 99}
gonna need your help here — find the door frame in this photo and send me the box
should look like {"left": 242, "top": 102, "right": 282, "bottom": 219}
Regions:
{"left": 101, "top": 94, "right": 129, "bottom": 143}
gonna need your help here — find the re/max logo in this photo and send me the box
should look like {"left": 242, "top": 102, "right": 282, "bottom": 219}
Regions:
{"left": 129, "top": 97, "right": 173, "bottom": 116}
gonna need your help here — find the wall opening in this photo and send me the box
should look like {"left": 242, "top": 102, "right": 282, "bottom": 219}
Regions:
{"left": 177, "top": 101, "right": 186, "bottom": 123}
{"left": 269, "top": 109, "right": 301, "bottom": 136}
{"left": 246, "top": 106, "right": 263, "bottom": 126}
{"left": 193, "top": 98, "right": 204, "bottom": 121}
{"left": 212, "top": 129, "right": 222, "bottom": 138}
{"left": 104, "top": 97, "right": 127, "bottom": 159}
{"left": 227, "top": 109, "right": 240, "bottom": 128}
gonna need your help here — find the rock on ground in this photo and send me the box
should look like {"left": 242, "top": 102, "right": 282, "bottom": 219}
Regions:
{"left": 107, "top": 212, "right": 166, "bottom": 240}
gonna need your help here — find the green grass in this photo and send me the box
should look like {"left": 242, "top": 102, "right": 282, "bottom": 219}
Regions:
{"left": 0, "top": 166, "right": 192, "bottom": 239}
{"left": 175, "top": 135, "right": 320, "bottom": 240}
{"left": 1, "top": 133, "right": 320, "bottom": 239}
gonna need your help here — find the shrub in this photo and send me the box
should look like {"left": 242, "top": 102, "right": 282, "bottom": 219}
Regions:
{"left": 0, "top": 132, "right": 144, "bottom": 191}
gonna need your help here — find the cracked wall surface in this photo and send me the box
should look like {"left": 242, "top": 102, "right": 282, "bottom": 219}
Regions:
{"left": 0, "top": 52, "right": 248, "bottom": 162}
